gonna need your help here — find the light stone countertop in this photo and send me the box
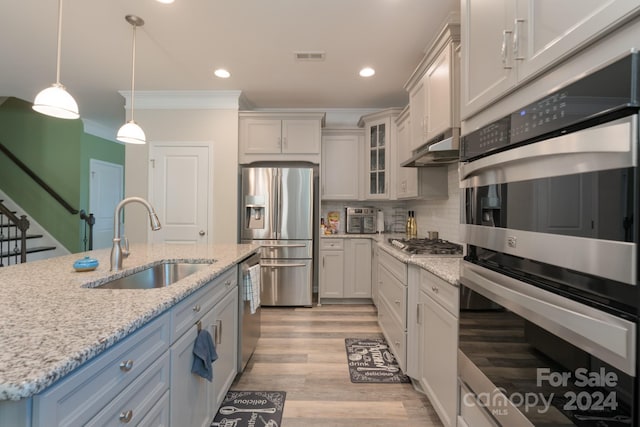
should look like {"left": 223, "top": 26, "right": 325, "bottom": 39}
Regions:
{"left": 0, "top": 242, "right": 259, "bottom": 401}
{"left": 322, "top": 234, "right": 462, "bottom": 285}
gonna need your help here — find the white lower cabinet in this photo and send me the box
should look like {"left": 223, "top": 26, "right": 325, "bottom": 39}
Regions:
{"left": 170, "top": 267, "right": 238, "bottom": 427}
{"left": 408, "top": 266, "right": 459, "bottom": 427}
{"left": 376, "top": 248, "right": 407, "bottom": 372}
{"left": 28, "top": 265, "right": 239, "bottom": 427}
{"left": 138, "top": 391, "right": 170, "bottom": 427}
{"left": 210, "top": 289, "right": 239, "bottom": 409}
{"left": 319, "top": 238, "right": 372, "bottom": 303}
{"left": 170, "top": 317, "right": 215, "bottom": 427}
{"left": 32, "top": 312, "right": 171, "bottom": 427}
{"left": 371, "top": 242, "right": 379, "bottom": 307}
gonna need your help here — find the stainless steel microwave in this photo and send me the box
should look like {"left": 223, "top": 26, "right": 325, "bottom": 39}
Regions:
{"left": 345, "top": 207, "right": 376, "bottom": 234}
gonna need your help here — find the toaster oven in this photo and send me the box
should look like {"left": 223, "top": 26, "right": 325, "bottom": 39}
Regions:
{"left": 345, "top": 207, "right": 376, "bottom": 234}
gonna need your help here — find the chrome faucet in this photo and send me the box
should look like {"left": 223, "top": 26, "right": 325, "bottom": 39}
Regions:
{"left": 110, "top": 196, "right": 162, "bottom": 271}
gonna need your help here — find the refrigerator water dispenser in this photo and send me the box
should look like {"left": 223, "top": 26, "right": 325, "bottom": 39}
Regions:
{"left": 245, "top": 195, "right": 266, "bottom": 229}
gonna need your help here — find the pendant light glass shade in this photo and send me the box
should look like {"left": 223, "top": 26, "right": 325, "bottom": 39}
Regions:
{"left": 117, "top": 15, "right": 146, "bottom": 144}
{"left": 33, "top": 83, "right": 79, "bottom": 119}
{"left": 33, "top": 0, "right": 79, "bottom": 119}
{"left": 117, "top": 120, "right": 146, "bottom": 144}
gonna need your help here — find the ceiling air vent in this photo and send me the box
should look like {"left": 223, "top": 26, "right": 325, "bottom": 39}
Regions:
{"left": 294, "top": 51, "right": 325, "bottom": 61}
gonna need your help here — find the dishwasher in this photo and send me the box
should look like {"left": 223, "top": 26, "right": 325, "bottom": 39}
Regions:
{"left": 238, "top": 252, "right": 261, "bottom": 371}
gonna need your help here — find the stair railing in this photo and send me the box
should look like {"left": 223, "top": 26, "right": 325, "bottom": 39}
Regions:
{"left": 0, "top": 201, "right": 29, "bottom": 266}
{"left": 0, "top": 141, "right": 78, "bottom": 215}
{"left": 0, "top": 140, "right": 95, "bottom": 253}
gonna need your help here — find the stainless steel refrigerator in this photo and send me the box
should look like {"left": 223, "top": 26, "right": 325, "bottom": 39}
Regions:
{"left": 240, "top": 166, "right": 315, "bottom": 306}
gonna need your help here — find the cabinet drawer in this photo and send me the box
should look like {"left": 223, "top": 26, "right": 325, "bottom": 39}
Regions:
{"left": 377, "top": 296, "right": 406, "bottom": 372}
{"left": 321, "top": 238, "right": 344, "bottom": 250}
{"left": 458, "top": 384, "right": 498, "bottom": 427}
{"left": 171, "top": 266, "right": 237, "bottom": 343}
{"left": 32, "top": 313, "right": 171, "bottom": 427}
{"left": 420, "top": 268, "right": 459, "bottom": 317}
{"left": 85, "top": 352, "right": 170, "bottom": 427}
{"left": 378, "top": 264, "right": 406, "bottom": 327}
{"left": 379, "top": 248, "right": 407, "bottom": 283}
{"left": 138, "top": 391, "right": 170, "bottom": 427}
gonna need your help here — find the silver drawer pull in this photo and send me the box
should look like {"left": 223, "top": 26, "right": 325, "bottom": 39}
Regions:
{"left": 224, "top": 280, "right": 232, "bottom": 287}
{"left": 119, "top": 360, "right": 134, "bottom": 372}
{"left": 192, "top": 304, "right": 201, "bottom": 312}
{"left": 119, "top": 409, "right": 133, "bottom": 423}
{"left": 394, "top": 299, "right": 401, "bottom": 305}
{"left": 432, "top": 286, "right": 439, "bottom": 294}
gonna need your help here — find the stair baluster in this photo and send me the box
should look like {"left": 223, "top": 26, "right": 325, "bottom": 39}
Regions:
{"left": 0, "top": 201, "right": 30, "bottom": 266}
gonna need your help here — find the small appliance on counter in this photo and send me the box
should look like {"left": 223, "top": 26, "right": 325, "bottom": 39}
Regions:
{"left": 345, "top": 207, "right": 377, "bottom": 234}
{"left": 376, "top": 209, "right": 385, "bottom": 233}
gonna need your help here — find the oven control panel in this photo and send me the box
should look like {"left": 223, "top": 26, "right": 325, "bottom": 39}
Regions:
{"left": 461, "top": 53, "right": 640, "bottom": 161}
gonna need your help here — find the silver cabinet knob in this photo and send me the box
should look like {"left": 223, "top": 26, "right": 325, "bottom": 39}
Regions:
{"left": 193, "top": 305, "right": 201, "bottom": 312}
{"left": 119, "top": 410, "right": 133, "bottom": 423}
{"left": 119, "top": 360, "right": 134, "bottom": 372}
{"left": 432, "top": 286, "right": 439, "bottom": 293}
{"left": 199, "top": 230, "right": 205, "bottom": 236}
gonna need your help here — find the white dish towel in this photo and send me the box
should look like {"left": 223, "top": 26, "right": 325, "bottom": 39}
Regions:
{"left": 245, "top": 264, "right": 261, "bottom": 314}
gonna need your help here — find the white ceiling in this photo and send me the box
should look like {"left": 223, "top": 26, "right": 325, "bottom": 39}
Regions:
{"left": 0, "top": 0, "right": 459, "bottom": 137}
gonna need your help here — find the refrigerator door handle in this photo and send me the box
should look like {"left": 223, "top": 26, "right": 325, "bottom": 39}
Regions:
{"left": 261, "top": 262, "right": 307, "bottom": 268}
{"left": 261, "top": 243, "right": 307, "bottom": 248}
{"left": 271, "top": 168, "right": 280, "bottom": 239}
{"left": 276, "top": 168, "right": 283, "bottom": 240}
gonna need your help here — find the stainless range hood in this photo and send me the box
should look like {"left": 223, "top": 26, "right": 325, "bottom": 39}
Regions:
{"left": 401, "top": 128, "right": 460, "bottom": 167}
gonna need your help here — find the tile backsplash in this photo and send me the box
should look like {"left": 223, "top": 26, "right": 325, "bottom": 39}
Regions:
{"left": 407, "top": 163, "right": 461, "bottom": 244}
{"left": 320, "top": 163, "right": 461, "bottom": 243}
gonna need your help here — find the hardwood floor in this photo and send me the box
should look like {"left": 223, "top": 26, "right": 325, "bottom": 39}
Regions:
{"left": 231, "top": 304, "right": 444, "bottom": 427}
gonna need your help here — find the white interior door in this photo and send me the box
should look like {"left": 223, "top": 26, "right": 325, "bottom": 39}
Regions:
{"left": 89, "top": 159, "right": 123, "bottom": 249}
{"left": 149, "top": 144, "right": 210, "bottom": 245}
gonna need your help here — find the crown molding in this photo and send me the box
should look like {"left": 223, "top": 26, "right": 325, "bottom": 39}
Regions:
{"left": 118, "top": 90, "right": 244, "bottom": 110}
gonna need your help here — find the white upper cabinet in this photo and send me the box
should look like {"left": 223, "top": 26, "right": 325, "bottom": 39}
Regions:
{"left": 461, "top": 0, "right": 640, "bottom": 119}
{"left": 404, "top": 21, "right": 460, "bottom": 152}
{"left": 321, "top": 129, "right": 364, "bottom": 200}
{"left": 395, "top": 107, "right": 418, "bottom": 199}
{"left": 239, "top": 112, "right": 325, "bottom": 163}
{"left": 358, "top": 108, "right": 402, "bottom": 200}
{"left": 408, "top": 77, "right": 426, "bottom": 153}
{"left": 424, "top": 44, "right": 459, "bottom": 142}
{"left": 460, "top": 0, "right": 515, "bottom": 120}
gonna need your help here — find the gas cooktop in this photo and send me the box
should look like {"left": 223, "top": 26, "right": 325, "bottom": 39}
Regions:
{"left": 388, "top": 237, "right": 463, "bottom": 256}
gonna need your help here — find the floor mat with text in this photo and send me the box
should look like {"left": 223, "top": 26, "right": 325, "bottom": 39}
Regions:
{"left": 345, "top": 337, "right": 410, "bottom": 383}
{"left": 211, "top": 390, "right": 286, "bottom": 427}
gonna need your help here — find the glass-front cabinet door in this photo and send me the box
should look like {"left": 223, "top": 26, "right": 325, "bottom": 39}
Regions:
{"left": 359, "top": 107, "right": 400, "bottom": 200}
{"left": 367, "top": 118, "right": 389, "bottom": 198}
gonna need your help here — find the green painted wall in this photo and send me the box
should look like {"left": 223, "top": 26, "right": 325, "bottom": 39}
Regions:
{"left": 0, "top": 97, "right": 124, "bottom": 253}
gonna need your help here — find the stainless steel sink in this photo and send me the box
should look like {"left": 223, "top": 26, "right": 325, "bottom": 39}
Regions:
{"left": 94, "top": 261, "right": 213, "bottom": 290}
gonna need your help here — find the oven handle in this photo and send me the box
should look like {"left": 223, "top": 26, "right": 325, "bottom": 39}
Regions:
{"left": 460, "top": 261, "right": 636, "bottom": 376}
{"left": 460, "top": 115, "right": 637, "bottom": 187}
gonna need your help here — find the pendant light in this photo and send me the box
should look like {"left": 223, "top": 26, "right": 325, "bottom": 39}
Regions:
{"left": 32, "top": 0, "right": 79, "bottom": 119}
{"left": 117, "top": 15, "right": 146, "bottom": 144}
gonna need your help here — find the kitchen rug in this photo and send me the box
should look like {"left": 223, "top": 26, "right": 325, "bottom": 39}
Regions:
{"left": 211, "top": 391, "right": 286, "bottom": 427}
{"left": 345, "top": 337, "right": 410, "bottom": 383}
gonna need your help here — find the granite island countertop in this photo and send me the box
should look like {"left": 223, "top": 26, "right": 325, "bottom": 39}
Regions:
{"left": 0, "top": 242, "right": 259, "bottom": 401}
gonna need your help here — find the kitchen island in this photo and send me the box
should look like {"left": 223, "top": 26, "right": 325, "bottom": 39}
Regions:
{"left": 0, "top": 242, "right": 259, "bottom": 426}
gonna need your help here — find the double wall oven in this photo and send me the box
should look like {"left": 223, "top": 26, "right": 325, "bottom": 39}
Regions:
{"left": 458, "top": 53, "right": 639, "bottom": 426}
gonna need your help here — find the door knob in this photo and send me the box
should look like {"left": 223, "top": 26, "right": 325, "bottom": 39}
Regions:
{"left": 199, "top": 230, "right": 205, "bottom": 236}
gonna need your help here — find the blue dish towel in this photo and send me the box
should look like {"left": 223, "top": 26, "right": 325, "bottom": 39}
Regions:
{"left": 191, "top": 329, "right": 218, "bottom": 381}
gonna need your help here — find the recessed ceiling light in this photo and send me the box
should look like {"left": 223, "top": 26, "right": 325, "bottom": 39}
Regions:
{"left": 156, "top": 0, "right": 175, "bottom": 4}
{"left": 214, "top": 69, "right": 231, "bottom": 79}
{"left": 359, "top": 67, "right": 375, "bottom": 77}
